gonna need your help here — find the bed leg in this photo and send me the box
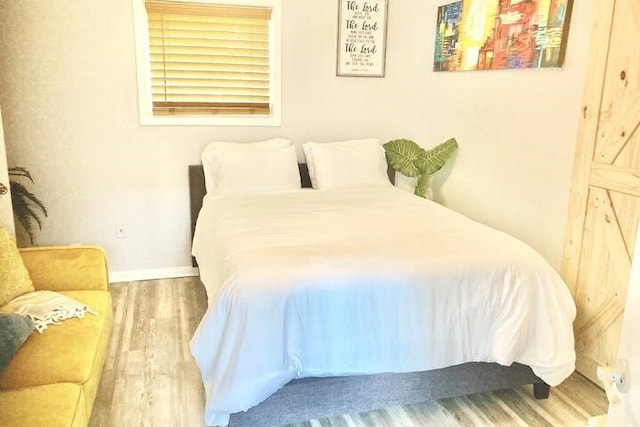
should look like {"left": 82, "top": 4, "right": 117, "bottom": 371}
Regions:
{"left": 533, "top": 382, "right": 550, "bottom": 399}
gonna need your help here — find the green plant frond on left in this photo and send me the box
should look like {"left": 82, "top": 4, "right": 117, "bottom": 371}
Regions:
{"left": 8, "top": 166, "right": 32, "bottom": 180}
{"left": 383, "top": 139, "right": 426, "bottom": 178}
{"left": 8, "top": 167, "right": 47, "bottom": 245}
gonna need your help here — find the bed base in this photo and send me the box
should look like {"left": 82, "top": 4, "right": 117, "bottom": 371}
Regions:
{"left": 227, "top": 362, "right": 549, "bottom": 427}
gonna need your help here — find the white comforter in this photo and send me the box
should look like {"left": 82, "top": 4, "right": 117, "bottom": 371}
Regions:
{"left": 191, "top": 187, "right": 576, "bottom": 426}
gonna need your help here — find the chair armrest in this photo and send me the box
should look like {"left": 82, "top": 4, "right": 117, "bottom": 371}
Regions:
{"left": 18, "top": 245, "right": 110, "bottom": 292}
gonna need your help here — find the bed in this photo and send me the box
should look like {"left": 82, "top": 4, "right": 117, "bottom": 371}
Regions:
{"left": 188, "top": 140, "right": 576, "bottom": 427}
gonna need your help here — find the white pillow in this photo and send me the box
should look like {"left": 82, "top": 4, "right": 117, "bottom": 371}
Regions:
{"left": 303, "top": 139, "right": 380, "bottom": 189}
{"left": 303, "top": 139, "right": 391, "bottom": 190}
{"left": 201, "top": 139, "right": 291, "bottom": 193}
{"left": 206, "top": 145, "right": 301, "bottom": 197}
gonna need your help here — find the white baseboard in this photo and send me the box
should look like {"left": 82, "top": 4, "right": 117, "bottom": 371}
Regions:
{"left": 109, "top": 266, "right": 199, "bottom": 283}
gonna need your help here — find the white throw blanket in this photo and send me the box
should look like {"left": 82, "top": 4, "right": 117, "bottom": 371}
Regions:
{"left": 0, "top": 290, "right": 96, "bottom": 333}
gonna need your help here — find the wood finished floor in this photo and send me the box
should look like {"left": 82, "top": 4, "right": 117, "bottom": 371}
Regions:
{"left": 89, "top": 278, "right": 608, "bottom": 427}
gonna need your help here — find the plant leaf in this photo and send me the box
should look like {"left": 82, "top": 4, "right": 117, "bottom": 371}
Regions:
{"left": 10, "top": 181, "right": 47, "bottom": 216}
{"left": 415, "top": 174, "right": 431, "bottom": 198}
{"left": 383, "top": 139, "right": 427, "bottom": 178}
{"left": 20, "top": 187, "right": 47, "bottom": 216}
{"left": 8, "top": 166, "right": 33, "bottom": 182}
{"left": 10, "top": 192, "right": 37, "bottom": 244}
{"left": 416, "top": 138, "right": 458, "bottom": 176}
{"left": 9, "top": 176, "right": 48, "bottom": 245}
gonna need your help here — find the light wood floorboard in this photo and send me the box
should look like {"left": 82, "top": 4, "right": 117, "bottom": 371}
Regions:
{"left": 90, "top": 278, "right": 608, "bottom": 427}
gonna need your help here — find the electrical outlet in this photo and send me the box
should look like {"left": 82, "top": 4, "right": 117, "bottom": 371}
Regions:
{"left": 116, "top": 224, "right": 128, "bottom": 239}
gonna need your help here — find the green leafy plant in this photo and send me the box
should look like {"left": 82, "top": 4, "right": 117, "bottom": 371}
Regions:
{"left": 383, "top": 138, "right": 458, "bottom": 198}
{"left": 9, "top": 167, "right": 47, "bottom": 245}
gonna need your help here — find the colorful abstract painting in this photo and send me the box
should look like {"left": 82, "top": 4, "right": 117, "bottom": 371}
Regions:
{"left": 433, "top": 0, "right": 574, "bottom": 71}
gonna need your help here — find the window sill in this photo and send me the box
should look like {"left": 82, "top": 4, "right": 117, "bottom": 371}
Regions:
{"left": 138, "top": 113, "right": 282, "bottom": 127}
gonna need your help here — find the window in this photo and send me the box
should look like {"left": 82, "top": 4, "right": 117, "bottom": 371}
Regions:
{"left": 133, "top": 0, "right": 281, "bottom": 126}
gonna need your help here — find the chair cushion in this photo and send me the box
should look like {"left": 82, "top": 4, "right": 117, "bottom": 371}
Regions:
{"left": 0, "top": 290, "right": 111, "bottom": 389}
{"left": 0, "top": 226, "right": 34, "bottom": 306}
{"left": 0, "top": 383, "right": 87, "bottom": 427}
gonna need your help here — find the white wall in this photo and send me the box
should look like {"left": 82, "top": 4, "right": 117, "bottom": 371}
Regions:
{"left": 0, "top": 106, "right": 15, "bottom": 235}
{"left": 0, "top": 1, "right": 593, "bottom": 275}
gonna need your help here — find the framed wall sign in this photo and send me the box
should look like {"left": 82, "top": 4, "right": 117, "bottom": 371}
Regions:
{"left": 336, "top": 0, "right": 388, "bottom": 77}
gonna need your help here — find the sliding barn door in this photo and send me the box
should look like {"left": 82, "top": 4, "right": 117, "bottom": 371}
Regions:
{"left": 562, "top": 0, "right": 640, "bottom": 385}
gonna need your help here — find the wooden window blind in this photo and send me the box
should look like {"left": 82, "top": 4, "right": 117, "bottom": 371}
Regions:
{"left": 145, "top": 1, "right": 272, "bottom": 116}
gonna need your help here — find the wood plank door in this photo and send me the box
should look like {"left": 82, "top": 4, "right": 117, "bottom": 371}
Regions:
{"left": 562, "top": 0, "right": 640, "bottom": 385}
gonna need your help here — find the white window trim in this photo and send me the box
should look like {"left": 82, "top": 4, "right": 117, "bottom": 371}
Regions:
{"left": 132, "top": 0, "right": 282, "bottom": 126}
